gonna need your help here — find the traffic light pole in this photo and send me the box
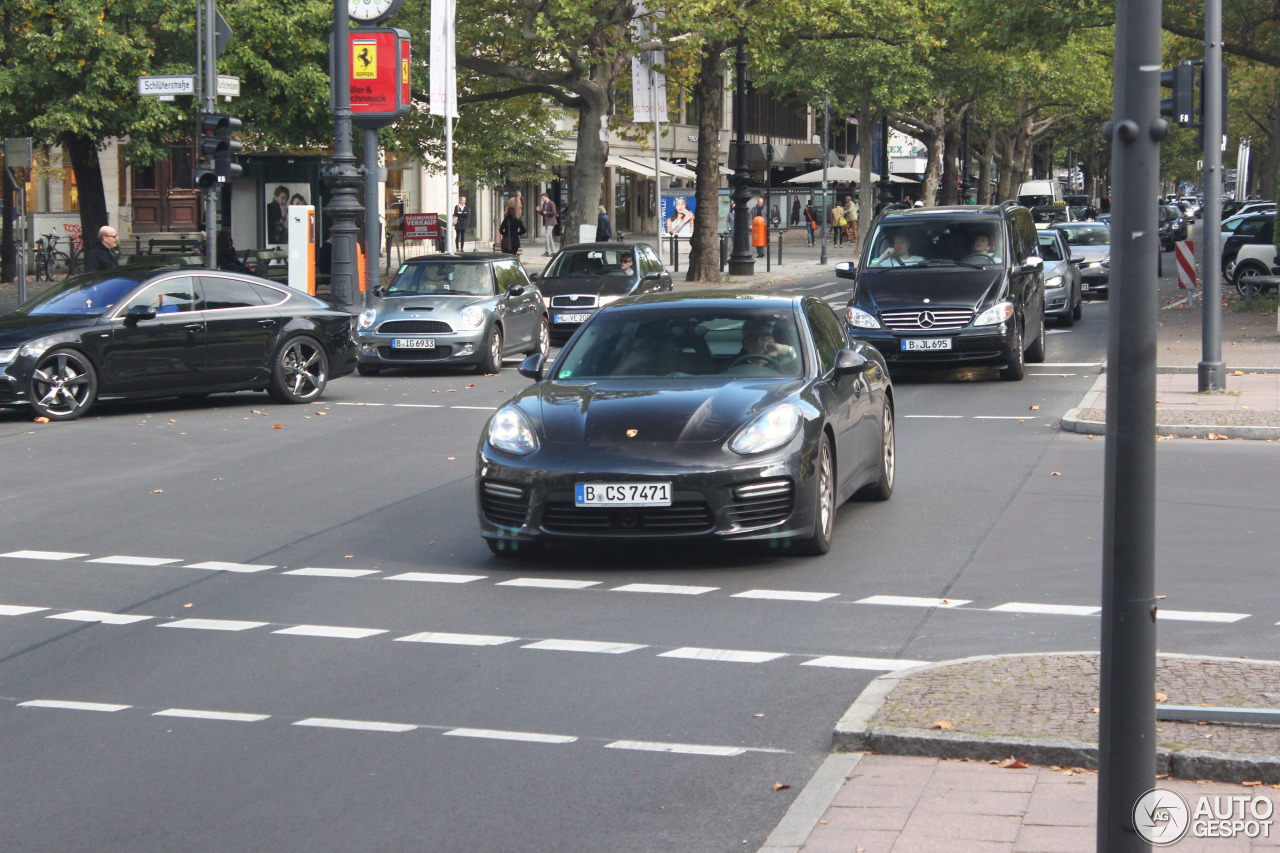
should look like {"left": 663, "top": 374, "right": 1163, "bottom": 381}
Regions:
{"left": 324, "top": 1, "right": 364, "bottom": 311}
{"left": 1199, "top": 0, "right": 1226, "bottom": 391}
{"left": 203, "top": 0, "right": 217, "bottom": 270}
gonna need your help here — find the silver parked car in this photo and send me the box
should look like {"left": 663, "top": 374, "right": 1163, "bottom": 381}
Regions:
{"left": 1053, "top": 222, "right": 1111, "bottom": 298}
{"left": 1037, "top": 228, "right": 1083, "bottom": 326}
{"left": 355, "top": 254, "right": 549, "bottom": 375}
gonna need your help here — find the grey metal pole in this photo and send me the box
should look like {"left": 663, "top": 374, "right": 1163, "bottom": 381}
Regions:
{"left": 819, "top": 92, "right": 828, "bottom": 265}
{"left": 363, "top": 128, "right": 380, "bottom": 300}
{"left": 1097, "top": 0, "right": 1162, "bottom": 845}
{"left": 324, "top": 1, "right": 364, "bottom": 310}
{"left": 1199, "top": 0, "right": 1226, "bottom": 390}
{"left": 203, "top": 0, "right": 217, "bottom": 270}
{"left": 727, "top": 36, "right": 754, "bottom": 275}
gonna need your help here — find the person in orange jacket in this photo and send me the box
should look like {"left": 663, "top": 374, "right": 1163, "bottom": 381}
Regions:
{"left": 752, "top": 211, "right": 767, "bottom": 258}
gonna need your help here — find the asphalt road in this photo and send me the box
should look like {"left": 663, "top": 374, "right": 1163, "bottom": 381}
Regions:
{"left": 1, "top": 257, "right": 1276, "bottom": 852}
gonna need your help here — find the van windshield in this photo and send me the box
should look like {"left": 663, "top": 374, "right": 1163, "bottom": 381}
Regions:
{"left": 865, "top": 219, "right": 1005, "bottom": 268}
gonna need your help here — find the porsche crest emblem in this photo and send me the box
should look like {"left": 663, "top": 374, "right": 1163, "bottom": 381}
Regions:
{"left": 626, "top": 429, "right": 639, "bottom": 438}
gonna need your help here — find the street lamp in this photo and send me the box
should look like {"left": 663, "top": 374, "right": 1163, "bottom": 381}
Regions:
{"left": 728, "top": 34, "right": 754, "bottom": 276}
{"left": 323, "top": 0, "right": 366, "bottom": 311}
{"left": 819, "top": 90, "right": 828, "bottom": 265}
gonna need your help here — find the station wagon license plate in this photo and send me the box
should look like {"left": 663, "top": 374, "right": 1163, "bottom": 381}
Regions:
{"left": 393, "top": 338, "right": 436, "bottom": 349}
{"left": 901, "top": 338, "right": 952, "bottom": 352}
{"left": 575, "top": 482, "right": 671, "bottom": 507}
{"left": 554, "top": 313, "right": 591, "bottom": 325}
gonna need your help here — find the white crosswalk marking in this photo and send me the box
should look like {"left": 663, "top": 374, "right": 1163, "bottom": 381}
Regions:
{"left": 802, "top": 656, "right": 927, "bottom": 671}
{"left": 185, "top": 561, "right": 276, "bottom": 573}
{"left": 604, "top": 740, "right": 745, "bottom": 757}
{"left": 0, "top": 605, "right": 49, "bottom": 616}
{"left": 659, "top": 647, "right": 787, "bottom": 663}
{"left": 989, "top": 603, "right": 1100, "bottom": 616}
{"left": 2, "top": 550, "right": 88, "bottom": 560}
{"left": 732, "top": 590, "right": 839, "bottom": 602}
{"left": 522, "top": 639, "right": 645, "bottom": 654}
{"left": 47, "top": 610, "right": 152, "bottom": 625}
{"left": 396, "top": 632, "right": 519, "bottom": 646}
{"left": 160, "top": 618, "right": 268, "bottom": 631}
{"left": 294, "top": 718, "right": 416, "bottom": 733}
{"left": 385, "top": 572, "right": 486, "bottom": 584}
{"left": 272, "top": 625, "right": 388, "bottom": 639}
{"left": 87, "top": 556, "right": 182, "bottom": 566}
{"left": 497, "top": 578, "right": 601, "bottom": 589}
{"left": 612, "top": 583, "right": 718, "bottom": 595}
{"left": 443, "top": 728, "right": 577, "bottom": 744}
{"left": 1157, "top": 610, "right": 1249, "bottom": 623}
{"left": 856, "top": 595, "right": 971, "bottom": 608}
{"left": 154, "top": 708, "right": 270, "bottom": 722}
{"left": 18, "top": 699, "right": 130, "bottom": 712}
{"left": 283, "top": 568, "right": 380, "bottom": 578}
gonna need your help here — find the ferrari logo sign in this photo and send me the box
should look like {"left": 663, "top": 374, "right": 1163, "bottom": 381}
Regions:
{"left": 353, "top": 39, "right": 377, "bottom": 79}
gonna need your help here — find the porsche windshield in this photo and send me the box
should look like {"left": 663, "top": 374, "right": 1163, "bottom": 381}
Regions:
{"left": 864, "top": 219, "right": 1005, "bottom": 269}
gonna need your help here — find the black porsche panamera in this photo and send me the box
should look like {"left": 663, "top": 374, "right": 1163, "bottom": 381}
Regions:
{"left": 476, "top": 292, "right": 895, "bottom": 557}
{"left": 0, "top": 267, "right": 357, "bottom": 421}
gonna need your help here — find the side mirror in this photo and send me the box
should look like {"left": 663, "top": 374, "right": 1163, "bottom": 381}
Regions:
{"left": 372, "top": 286, "right": 384, "bottom": 298}
{"left": 641, "top": 272, "right": 663, "bottom": 283}
{"left": 834, "top": 261, "right": 857, "bottom": 281}
{"left": 834, "top": 348, "right": 870, "bottom": 376}
{"left": 507, "top": 284, "right": 525, "bottom": 297}
{"left": 1022, "top": 255, "right": 1044, "bottom": 272}
{"left": 124, "top": 304, "right": 157, "bottom": 324}
{"left": 518, "top": 353, "right": 546, "bottom": 381}
{"left": 529, "top": 271, "right": 541, "bottom": 281}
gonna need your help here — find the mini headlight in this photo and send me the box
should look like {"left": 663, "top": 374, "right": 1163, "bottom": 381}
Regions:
{"left": 458, "top": 305, "right": 487, "bottom": 330}
{"left": 1044, "top": 275, "right": 1063, "bottom": 289}
{"left": 357, "top": 308, "right": 377, "bottom": 330}
{"left": 974, "top": 302, "right": 1015, "bottom": 326}
{"left": 0, "top": 347, "right": 18, "bottom": 364}
{"left": 487, "top": 406, "right": 538, "bottom": 455}
{"left": 845, "top": 306, "right": 881, "bottom": 329}
{"left": 729, "top": 403, "right": 802, "bottom": 455}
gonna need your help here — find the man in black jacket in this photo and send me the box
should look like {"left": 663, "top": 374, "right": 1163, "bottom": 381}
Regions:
{"left": 84, "top": 226, "right": 120, "bottom": 272}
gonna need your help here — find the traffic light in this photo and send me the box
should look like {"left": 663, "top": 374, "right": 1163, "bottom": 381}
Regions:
{"left": 214, "top": 114, "right": 243, "bottom": 181}
{"left": 194, "top": 111, "right": 221, "bottom": 189}
{"left": 1195, "top": 65, "right": 1228, "bottom": 148}
{"left": 1160, "top": 62, "right": 1195, "bottom": 127}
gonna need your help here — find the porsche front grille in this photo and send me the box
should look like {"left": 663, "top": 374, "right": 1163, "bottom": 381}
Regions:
{"left": 542, "top": 500, "right": 714, "bottom": 535}
{"left": 481, "top": 481, "right": 531, "bottom": 528}
{"left": 724, "top": 480, "right": 794, "bottom": 528}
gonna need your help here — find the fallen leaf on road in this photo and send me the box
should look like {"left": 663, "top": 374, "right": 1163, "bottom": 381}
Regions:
{"left": 1155, "top": 692, "right": 1167, "bottom": 702}
{"left": 428, "top": 540, "right": 435, "bottom": 545}
{"left": 168, "top": 419, "right": 176, "bottom": 424}
{"left": 1090, "top": 707, "right": 1100, "bottom": 713}
{"left": 152, "top": 489, "right": 163, "bottom": 493}
{"left": 930, "top": 720, "right": 952, "bottom": 730}
{"left": 466, "top": 384, "right": 475, "bottom": 388}
{"left": 316, "top": 411, "right": 327, "bottom": 416}
{"left": 998, "top": 758, "right": 1029, "bottom": 769}
{"left": 344, "top": 555, "right": 353, "bottom": 559}
{"left": 272, "top": 424, "right": 282, "bottom": 429}
{"left": 1087, "top": 435, "right": 1094, "bottom": 440}
{"left": 1207, "top": 432, "right": 1229, "bottom": 440}
{"left": 1233, "top": 370, "right": 1244, "bottom": 376}
{"left": 1156, "top": 595, "right": 1166, "bottom": 599}
{"left": 251, "top": 409, "right": 265, "bottom": 415}
{"left": 183, "top": 603, "right": 193, "bottom": 608}
{"left": 771, "top": 782, "right": 791, "bottom": 791}
{"left": 1050, "top": 766, "right": 1062, "bottom": 771}
{"left": 213, "top": 478, "right": 223, "bottom": 481}
{"left": 1029, "top": 405, "right": 1039, "bottom": 411}
{"left": 1051, "top": 472, "right": 1062, "bottom": 476}
{"left": 754, "top": 713, "right": 764, "bottom": 718}
{"left": 34, "top": 417, "right": 50, "bottom": 423}
{"left": 447, "top": 456, "right": 455, "bottom": 460}
{"left": 1242, "top": 780, "right": 1262, "bottom": 787}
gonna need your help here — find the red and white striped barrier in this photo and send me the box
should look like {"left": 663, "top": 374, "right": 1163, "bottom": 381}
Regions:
{"left": 1175, "top": 240, "right": 1196, "bottom": 290}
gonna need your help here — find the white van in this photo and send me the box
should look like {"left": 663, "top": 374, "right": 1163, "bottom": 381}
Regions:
{"left": 1017, "top": 180, "right": 1064, "bottom": 208}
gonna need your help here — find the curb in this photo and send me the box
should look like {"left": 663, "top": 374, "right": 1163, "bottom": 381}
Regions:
{"left": 1060, "top": 373, "right": 1280, "bottom": 440}
{"left": 832, "top": 652, "right": 1280, "bottom": 785}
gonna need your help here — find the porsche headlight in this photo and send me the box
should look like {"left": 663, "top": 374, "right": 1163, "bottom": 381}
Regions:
{"left": 1044, "top": 275, "right": 1063, "bottom": 289}
{"left": 845, "top": 306, "right": 881, "bottom": 329}
{"left": 357, "top": 307, "right": 377, "bottom": 331}
{"left": 0, "top": 347, "right": 18, "bottom": 364}
{"left": 974, "top": 302, "right": 1015, "bottom": 326}
{"left": 487, "top": 406, "right": 538, "bottom": 455}
{"left": 729, "top": 403, "right": 802, "bottom": 455}
{"left": 458, "top": 305, "right": 487, "bottom": 330}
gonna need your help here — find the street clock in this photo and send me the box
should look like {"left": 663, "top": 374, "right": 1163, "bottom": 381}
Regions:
{"left": 348, "top": 0, "right": 403, "bottom": 23}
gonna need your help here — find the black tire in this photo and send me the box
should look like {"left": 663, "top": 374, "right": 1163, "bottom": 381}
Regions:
{"left": 859, "top": 401, "right": 895, "bottom": 502}
{"left": 1000, "top": 330, "right": 1026, "bottom": 381}
{"left": 795, "top": 435, "right": 835, "bottom": 556}
{"left": 50, "top": 250, "right": 71, "bottom": 278}
{"left": 1057, "top": 304, "right": 1075, "bottom": 328}
{"left": 1025, "top": 316, "right": 1046, "bottom": 363}
{"left": 34, "top": 251, "right": 49, "bottom": 282}
{"left": 356, "top": 363, "right": 382, "bottom": 376}
{"left": 1234, "top": 263, "right": 1275, "bottom": 298}
{"left": 268, "top": 336, "right": 329, "bottom": 403}
{"left": 527, "top": 316, "right": 550, "bottom": 358}
{"left": 30, "top": 349, "right": 98, "bottom": 421}
{"left": 478, "top": 325, "right": 503, "bottom": 374}
{"left": 1072, "top": 290, "right": 1083, "bottom": 321}
{"left": 485, "top": 538, "right": 544, "bottom": 558}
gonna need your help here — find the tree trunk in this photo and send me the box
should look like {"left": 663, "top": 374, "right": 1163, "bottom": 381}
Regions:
{"left": 918, "top": 108, "right": 945, "bottom": 205}
{"left": 857, "top": 94, "right": 874, "bottom": 241}
{"left": 686, "top": 42, "right": 726, "bottom": 282}
{"left": 564, "top": 63, "right": 618, "bottom": 249}
{"left": 1259, "top": 82, "right": 1280, "bottom": 202}
{"left": 62, "top": 133, "right": 109, "bottom": 243}
{"left": 939, "top": 119, "right": 960, "bottom": 206}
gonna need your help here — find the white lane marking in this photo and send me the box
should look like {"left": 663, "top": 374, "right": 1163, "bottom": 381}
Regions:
{"left": 1046, "top": 329, "right": 1071, "bottom": 335}
{"left": 856, "top": 595, "right": 971, "bottom": 608}
{"left": 185, "top": 561, "right": 276, "bottom": 573}
{"left": 522, "top": 639, "right": 646, "bottom": 654}
{"left": 396, "top": 631, "right": 519, "bottom": 646}
{"left": 385, "top": 572, "right": 486, "bottom": 584}
{"left": 1030, "top": 373, "right": 1077, "bottom": 376}
{"left": 283, "top": 567, "right": 380, "bottom": 578}
{"left": 443, "top": 728, "right": 577, "bottom": 744}
{"left": 611, "top": 583, "right": 718, "bottom": 595}
{"left": 160, "top": 618, "right": 268, "bottom": 631}
{"left": 0, "top": 605, "right": 49, "bottom": 616}
{"left": 19, "top": 699, "right": 130, "bottom": 712}
{"left": 803, "top": 656, "right": 928, "bottom": 671}
{"left": 335, "top": 402, "right": 386, "bottom": 406}
{"left": 904, "top": 415, "right": 963, "bottom": 419}
{"left": 47, "top": 610, "right": 152, "bottom": 625}
{"left": 393, "top": 403, "right": 444, "bottom": 408}
{"left": 1041, "top": 362, "right": 1104, "bottom": 367}
{"left": 605, "top": 740, "right": 746, "bottom": 757}
{"left": 451, "top": 405, "right": 498, "bottom": 411}
{"left": 87, "top": 555, "right": 182, "bottom": 566}
{"left": 1157, "top": 610, "right": 1249, "bottom": 623}
{"left": 733, "top": 589, "right": 840, "bottom": 602}
{"left": 294, "top": 717, "right": 416, "bottom": 733}
{"left": 272, "top": 625, "right": 389, "bottom": 639}
{"left": 659, "top": 647, "right": 787, "bottom": 663}
{"left": 973, "top": 416, "right": 1033, "bottom": 420}
{"left": 989, "top": 602, "right": 1100, "bottom": 616}
{"left": 154, "top": 708, "right": 270, "bottom": 722}
{"left": 2, "top": 550, "right": 88, "bottom": 561}
{"left": 497, "top": 578, "right": 601, "bottom": 590}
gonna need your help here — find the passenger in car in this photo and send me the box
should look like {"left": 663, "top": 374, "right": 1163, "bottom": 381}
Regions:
{"left": 870, "top": 233, "right": 924, "bottom": 266}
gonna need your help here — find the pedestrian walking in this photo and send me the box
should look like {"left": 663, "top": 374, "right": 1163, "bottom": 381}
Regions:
{"left": 726, "top": 202, "right": 735, "bottom": 235}
{"left": 790, "top": 197, "right": 801, "bottom": 227}
{"left": 453, "top": 196, "right": 469, "bottom": 252}
{"left": 843, "top": 195, "right": 858, "bottom": 246}
{"left": 752, "top": 210, "right": 767, "bottom": 258}
{"left": 595, "top": 205, "right": 612, "bottom": 242}
{"left": 498, "top": 203, "right": 526, "bottom": 255}
{"left": 84, "top": 225, "right": 120, "bottom": 272}
{"left": 753, "top": 196, "right": 766, "bottom": 224}
{"left": 829, "top": 203, "right": 845, "bottom": 248}
{"left": 804, "top": 200, "right": 817, "bottom": 246}
{"left": 538, "top": 192, "right": 558, "bottom": 256}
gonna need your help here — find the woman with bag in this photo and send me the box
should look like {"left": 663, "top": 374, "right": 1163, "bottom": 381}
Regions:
{"left": 803, "top": 200, "right": 817, "bottom": 247}
{"left": 498, "top": 203, "right": 526, "bottom": 255}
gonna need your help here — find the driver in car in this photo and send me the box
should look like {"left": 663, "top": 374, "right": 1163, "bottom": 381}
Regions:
{"left": 970, "top": 232, "right": 1002, "bottom": 262}
{"left": 870, "top": 233, "right": 924, "bottom": 266}
{"left": 611, "top": 253, "right": 635, "bottom": 275}
{"left": 738, "top": 319, "right": 797, "bottom": 364}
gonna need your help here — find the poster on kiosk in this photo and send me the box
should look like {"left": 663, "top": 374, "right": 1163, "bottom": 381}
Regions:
{"left": 287, "top": 206, "right": 316, "bottom": 294}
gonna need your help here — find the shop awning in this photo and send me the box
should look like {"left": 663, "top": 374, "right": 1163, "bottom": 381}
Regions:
{"left": 606, "top": 155, "right": 652, "bottom": 177}
{"left": 617, "top": 155, "right": 697, "bottom": 180}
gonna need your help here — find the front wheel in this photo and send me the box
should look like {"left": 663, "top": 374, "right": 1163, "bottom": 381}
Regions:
{"left": 268, "top": 337, "right": 329, "bottom": 403}
{"left": 30, "top": 349, "right": 98, "bottom": 421}
{"left": 527, "top": 316, "right": 549, "bottom": 358}
{"left": 795, "top": 435, "right": 835, "bottom": 556}
{"left": 1000, "top": 330, "right": 1025, "bottom": 381}
{"left": 478, "top": 326, "right": 503, "bottom": 374}
{"left": 1025, "top": 316, "right": 1046, "bottom": 363}
{"left": 861, "top": 402, "right": 895, "bottom": 501}
{"left": 1234, "top": 263, "right": 1276, "bottom": 298}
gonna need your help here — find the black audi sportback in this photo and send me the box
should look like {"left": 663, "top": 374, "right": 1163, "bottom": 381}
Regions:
{"left": 0, "top": 267, "right": 357, "bottom": 420}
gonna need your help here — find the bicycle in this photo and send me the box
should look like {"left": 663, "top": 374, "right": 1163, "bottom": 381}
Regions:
{"left": 33, "top": 233, "right": 72, "bottom": 281}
